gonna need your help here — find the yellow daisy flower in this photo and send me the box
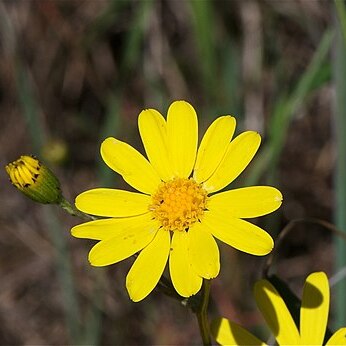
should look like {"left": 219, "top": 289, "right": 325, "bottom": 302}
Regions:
{"left": 211, "top": 272, "right": 346, "bottom": 345}
{"left": 71, "top": 100, "right": 282, "bottom": 302}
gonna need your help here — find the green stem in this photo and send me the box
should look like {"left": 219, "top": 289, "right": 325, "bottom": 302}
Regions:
{"left": 334, "top": 3, "right": 346, "bottom": 328}
{"left": 43, "top": 208, "right": 81, "bottom": 343}
{"left": 196, "top": 279, "right": 212, "bottom": 346}
{"left": 59, "top": 197, "right": 96, "bottom": 221}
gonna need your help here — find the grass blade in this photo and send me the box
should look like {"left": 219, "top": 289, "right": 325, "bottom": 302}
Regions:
{"left": 245, "top": 29, "right": 334, "bottom": 186}
{"left": 16, "top": 61, "right": 81, "bottom": 343}
{"left": 333, "top": 2, "right": 346, "bottom": 328}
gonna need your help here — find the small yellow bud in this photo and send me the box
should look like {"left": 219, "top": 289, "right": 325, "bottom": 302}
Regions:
{"left": 5, "top": 155, "right": 62, "bottom": 204}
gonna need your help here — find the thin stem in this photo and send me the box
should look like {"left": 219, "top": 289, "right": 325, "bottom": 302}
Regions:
{"left": 334, "top": 3, "right": 346, "bottom": 328}
{"left": 59, "top": 197, "right": 96, "bottom": 221}
{"left": 43, "top": 207, "right": 81, "bottom": 343}
{"left": 196, "top": 279, "right": 212, "bottom": 346}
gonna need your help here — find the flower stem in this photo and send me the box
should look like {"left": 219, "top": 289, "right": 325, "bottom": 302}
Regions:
{"left": 59, "top": 197, "right": 96, "bottom": 221}
{"left": 196, "top": 279, "right": 212, "bottom": 346}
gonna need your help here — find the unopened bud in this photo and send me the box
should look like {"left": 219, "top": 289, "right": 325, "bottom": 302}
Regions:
{"left": 5, "top": 155, "right": 62, "bottom": 204}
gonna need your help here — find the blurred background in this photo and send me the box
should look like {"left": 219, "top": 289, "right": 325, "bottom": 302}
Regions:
{"left": 1, "top": 0, "right": 346, "bottom": 344}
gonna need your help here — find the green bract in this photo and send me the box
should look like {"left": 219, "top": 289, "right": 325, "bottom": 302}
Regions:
{"left": 6, "top": 155, "right": 62, "bottom": 204}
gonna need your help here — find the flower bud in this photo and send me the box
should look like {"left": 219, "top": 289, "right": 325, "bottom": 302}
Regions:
{"left": 5, "top": 155, "right": 62, "bottom": 204}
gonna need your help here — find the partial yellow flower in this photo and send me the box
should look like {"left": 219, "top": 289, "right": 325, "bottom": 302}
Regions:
{"left": 71, "top": 100, "right": 282, "bottom": 301}
{"left": 211, "top": 272, "right": 346, "bottom": 345}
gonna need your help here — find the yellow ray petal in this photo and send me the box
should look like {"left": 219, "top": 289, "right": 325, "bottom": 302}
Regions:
{"left": 254, "top": 280, "right": 300, "bottom": 345}
{"left": 88, "top": 218, "right": 159, "bottom": 266}
{"left": 138, "top": 108, "right": 174, "bottom": 181}
{"left": 210, "top": 318, "right": 266, "bottom": 346}
{"left": 126, "top": 228, "right": 170, "bottom": 302}
{"left": 300, "top": 272, "right": 330, "bottom": 345}
{"left": 188, "top": 222, "right": 220, "bottom": 279}
{"left": 71, "top": 213, "right": 152, "bottom": 240}
{"left": 75, "top": 188, "right": 150, "bottom": 217}
{"left": 203, "top": 131, "right": 261, "bottom": 193}
{"left": 193, "top": 116, "right": 236, "bottom": 183}
{"left": 208, "top": 186, "right": 282, "bottom": 218}
{"left": 169, "top": 231, "right": 202, "bottom": 297}
{"left": 101, "top": 137, "right": 161, "bottom": 194}
{"left": 325, "top": 328, "right": 346, "bottom": 345}
{"left": 167, "top": 100, "right": 198, "bottom": 178}
{"left": 202, "top": 211, "right": 273, "bottom": 256}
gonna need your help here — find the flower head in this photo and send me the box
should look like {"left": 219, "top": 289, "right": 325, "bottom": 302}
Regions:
{"left": 5, "top": 155, "right": 62, "bottom": 204}
{"left": 72, "top": 100, "right": 282, "bottom": 301}
{"left": 211, "top": 272, "right": 346, "bottom": 345}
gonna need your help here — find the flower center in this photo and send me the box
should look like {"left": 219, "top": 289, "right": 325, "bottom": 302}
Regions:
{"left": 150, "top": 177, "right": 208, "bottom": 232}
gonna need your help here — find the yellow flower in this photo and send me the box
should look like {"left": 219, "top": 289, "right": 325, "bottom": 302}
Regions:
{"left": 71, "top": 100, "right": 282, "bottom": 301}
{"left": 5, "top": 155, "right": 62, "bottom": 204}
{"left": 211, "top": 272, "right": 346, "bottom": 345}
